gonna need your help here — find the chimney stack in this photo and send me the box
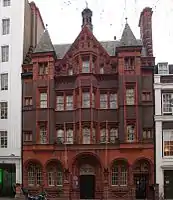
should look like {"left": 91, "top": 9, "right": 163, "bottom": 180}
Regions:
{"left": 139, "top": 7, "right": 153, "bottom": 57}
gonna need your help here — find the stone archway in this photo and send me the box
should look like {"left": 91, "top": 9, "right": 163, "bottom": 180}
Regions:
{"left": 71, "top": 153, "right": 102, "bottom": 199}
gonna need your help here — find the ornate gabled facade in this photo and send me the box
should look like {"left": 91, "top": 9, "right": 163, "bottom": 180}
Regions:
{"left": 22, "top": 6, "right": 156, "bottom": 200}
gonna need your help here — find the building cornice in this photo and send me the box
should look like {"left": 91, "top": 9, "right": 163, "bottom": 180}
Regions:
{"left": 155, "top": 115, "right": 173, "bottom": 121}
{"left": 154, "top": 83, "right": 173, "bottom": 90}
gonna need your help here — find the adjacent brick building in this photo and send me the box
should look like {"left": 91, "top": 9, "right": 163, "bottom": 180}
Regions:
{"left": 22, "top": 6, "right": 155, "bottom": 200}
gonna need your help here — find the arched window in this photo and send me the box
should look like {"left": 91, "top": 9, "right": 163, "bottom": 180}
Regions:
{"left": 82, "top": 127, "right": 90, "bottom": 144}
{"left": 28, "top": 164, "right": 42, "bottom": 186}
{"left": 57, "top": 129, "right": 64, "bottom": 144}
{"left": 111, "top": 161, "right": 128, "bottom": 186}
{"left": 47, "top": 165, "right": 63, "bottom": 187}
{"left": 66, "top": 129, "right": 73, "bottom": 144}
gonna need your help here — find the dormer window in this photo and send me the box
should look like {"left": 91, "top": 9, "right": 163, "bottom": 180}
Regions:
{"left": 39, "top": 62, "right": 48, "bottom": 75}
{"left": 158, "top": 63, "right": 169, "bottom": 74}
{"left": 82, "top": 57, "right": 90, "bottom": 73}
{"left": 124, "top": 57, "right": 135, "bottom": 71}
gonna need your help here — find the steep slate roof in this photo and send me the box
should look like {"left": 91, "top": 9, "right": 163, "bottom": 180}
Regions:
{"left": 34, "top": 24, "right": 145, "bottom": 58}
{"left": 53, "top": 40, "right": 145, "bottom": 59}
{"left": 119, "top": 23, "right": 142, "bottom": 47}
{"left": 34, "top": 29, "right": 55, "bottom": 53}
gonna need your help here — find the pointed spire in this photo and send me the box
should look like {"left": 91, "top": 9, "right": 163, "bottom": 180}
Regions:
{"left": 125, "top": 17, "right": 128, "bottom": 24}
{"left": 34, "top": 28, "right": 55, "bottom": 53}
{"left": 81, "top": 4, "right": 93, "bottom": 32}
{"left": 119, "top": 22, "right": 139, "bottom": 47}
{"left": 85, "top": 1, "right": 88, "bottom": 8}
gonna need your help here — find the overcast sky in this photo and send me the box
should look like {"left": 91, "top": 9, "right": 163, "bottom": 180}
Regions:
{"left": 31, "top": 0, "right": 173, "bottom": 63}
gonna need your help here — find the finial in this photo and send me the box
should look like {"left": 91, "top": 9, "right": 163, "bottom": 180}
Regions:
{"left": 125, "top": 17, "right": 128, "bottom": 24}
{"left": 45, "top": 24, "right": 48, "bottom": 30}
{"left": 85, "top": 1, "right": 88, "bottom": 8}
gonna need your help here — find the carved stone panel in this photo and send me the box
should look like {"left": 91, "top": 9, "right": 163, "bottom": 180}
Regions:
{"left": 79, "top": 164, "right": 95, "bottom": 175}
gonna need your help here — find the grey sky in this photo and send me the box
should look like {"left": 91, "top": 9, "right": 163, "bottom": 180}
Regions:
{"left": 31, "top": 0, "right": 173, "bottom": 63}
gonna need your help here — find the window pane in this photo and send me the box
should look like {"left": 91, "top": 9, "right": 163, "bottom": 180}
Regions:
{"left": 162, "top": 93, "right": 172, "bottom": 114}
{"left": 39, "top": 63, "right": 48, "bottom": 75}
{"left": 57, "top": 129, "right": 64, "bottom": 144}
{"left": 110, "top": 93, "right": 117, "bottom": 109}
{"left": 40, "top": 126, "right": 47, "bottom": 144}
{"left": 100, "top": 128, "right": 108, "bottom": 142}
{"left": 0, "top": 131, "right": 7, "bottom": 148}
{"left": 110, "top": 128, "right": 118, "bottom": 143}
{"left": 126, "top": 89, "right": 135, "bottom": 105}
{"left": 66, "top": 95, "right": 73, "bottom": 110}
{"left": 3, "top": 0, "right": 11, "bottom": 6}
{"left": 40, "top": 93, "right": 47, "bottom": 108}
{"left": 158, "top": 63, "right": 169, "bottom": 74}
{"left": 82, "top": 92, "right": 90, "bottom": 108}
{"left": 1, "top": 74, "right": 8, "bottom": 90}
{"left": 57, "top": 171, "right": 63, "bottom": 186}
{"left": 1, "top": 46, "right": 9, "bottom": 62}
{"left": 120, "top": 166, "right": 127, "bottom": 186}
{"left": 112, "top": 165, "right": 118, "bottom": 185}
{"left": 56, "top": 96, "right": 64, "bottom": 110}
{"left": 127, "top": 125, "right": 135, "bottom": 142}
{"left": 2, "top": 19, "right": 10, "bottom": 35}
{"left": 163, "top": 130, "right": 173, "bottom": 156}
{"left": 82, "top": 60, "right": 90, "bottom": 73}
{"left": 28, "top": 165, "right": 42, "bottom": 186}
{"left": 0, "top": 102, "right": 8, "bottom": 119}
{"left": 100, "top": 94, "right": 107, "bottom": 109}
{"left": 66, "top": 129, "right": 73, "bottom": 144}
{"left": 82, "top": 128, "right": 90, "bottom": 144}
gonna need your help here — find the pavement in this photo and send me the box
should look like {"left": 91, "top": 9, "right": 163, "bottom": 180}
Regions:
{"left": 0, "top": 198, "right": 14, "bottom": 200}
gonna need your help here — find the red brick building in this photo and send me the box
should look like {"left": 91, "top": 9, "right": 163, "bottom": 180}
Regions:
{"left": 22, "top": 6, "right": 155, "bottom": 200}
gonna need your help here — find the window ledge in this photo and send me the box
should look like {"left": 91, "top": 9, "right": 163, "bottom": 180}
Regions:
{"left": 163, "top": 156, "right": 173, "bottom": 160}
{"left": 110, "top": 185, "right": 128, "bottom": 192}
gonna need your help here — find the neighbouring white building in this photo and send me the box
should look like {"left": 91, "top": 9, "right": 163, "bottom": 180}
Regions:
{"left": 0, "top": 0, "right": 44, "bottom": 196}
{"left": 154, "top": 62, "right": 173, "bottom": 199}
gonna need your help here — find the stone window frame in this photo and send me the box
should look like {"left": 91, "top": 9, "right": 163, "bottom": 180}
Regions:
{"left": 162, "top": 93, "right": 173, "bottom": 114}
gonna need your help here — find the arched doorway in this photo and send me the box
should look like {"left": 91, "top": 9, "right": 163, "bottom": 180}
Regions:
{"left": 79, "top": 164, "right": 95, "bottom": 199}
{"left": 133, "top": 159, "right": 151, "bottom": 199}
{"left": 71, "top": 153, "right": 102, "bottom": 199}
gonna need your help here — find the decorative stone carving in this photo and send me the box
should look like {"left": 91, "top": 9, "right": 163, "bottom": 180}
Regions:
{"left": 79, "top": 164, "right": 95, "bottom": 175}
